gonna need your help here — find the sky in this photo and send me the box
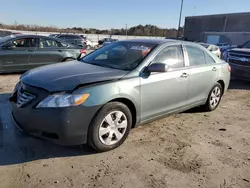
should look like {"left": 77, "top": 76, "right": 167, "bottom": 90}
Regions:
{"left": 0, "top": 0, "right": 249, "bottom": 29}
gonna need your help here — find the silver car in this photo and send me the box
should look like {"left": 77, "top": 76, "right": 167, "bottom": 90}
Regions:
{"left": 11, "top": 39, "right": 231, "bottom": 152}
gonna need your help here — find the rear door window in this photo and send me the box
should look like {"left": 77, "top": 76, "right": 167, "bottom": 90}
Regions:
{"left": 152, "top": 45, "right": 184, "bottom": 69}
{"left": 39, "top": 38, "right": 61, "bottom": 48}
{"left": 186, "top": 45, "right": 206, "bottom": 66}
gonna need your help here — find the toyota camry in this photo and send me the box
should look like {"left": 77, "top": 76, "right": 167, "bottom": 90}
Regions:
{"left": 10, "top": 39, "right": 231, "bottom": 152}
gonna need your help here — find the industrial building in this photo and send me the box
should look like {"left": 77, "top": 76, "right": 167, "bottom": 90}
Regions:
{"left": 184, "top": 12, "right": 250, "bottom": 45}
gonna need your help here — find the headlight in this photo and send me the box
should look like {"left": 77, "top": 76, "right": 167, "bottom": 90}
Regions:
{"left": 36, "top": 93, "right": 90, "bottom": 108}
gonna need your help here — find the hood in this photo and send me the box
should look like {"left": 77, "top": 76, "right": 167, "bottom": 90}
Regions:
{"left": 21, "top": 61, "right": 128, "bottom": 92}
{"left": 229, "top": 48, "right": 250, "bottom": 53}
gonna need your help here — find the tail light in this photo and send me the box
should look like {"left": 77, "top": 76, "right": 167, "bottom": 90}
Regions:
{"left": 228, "top": 65, "right": 231, "bottom": 72}
{"left": 80, "top": 49, "right": 86, "bottom": 54}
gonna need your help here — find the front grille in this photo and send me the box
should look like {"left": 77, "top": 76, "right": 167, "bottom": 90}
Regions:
{"left": 16, "top": 85, "right": 36, "bottom": 107}
{"left": 228, "top": 52, "right": 250, "bottom": 66}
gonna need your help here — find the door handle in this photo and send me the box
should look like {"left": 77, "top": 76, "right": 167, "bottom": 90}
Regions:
{"left": 27, "top": 49, "right": 35, "bottom": 52}
{"left": 57, "top": 50, "right": 63, "bottom": 52}
{"left": 212, "top": 67, "right": 217, "bottom": 71}
{"left": 180, "top": 73, "right": 189, "bottom": 78}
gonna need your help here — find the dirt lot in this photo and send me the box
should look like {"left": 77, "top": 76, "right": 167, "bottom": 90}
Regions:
{"left": 0, "top": 74, "right": 249, "bottom": 188}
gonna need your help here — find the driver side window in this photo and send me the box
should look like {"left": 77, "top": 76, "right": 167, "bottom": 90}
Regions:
{"left": 5, "top": 38, "right": 37, "bottom": 48}
{"left": 152, "top": 45, "right": 184, "bottom": 70}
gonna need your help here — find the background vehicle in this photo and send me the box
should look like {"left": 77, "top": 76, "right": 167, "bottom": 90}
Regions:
{"left": 102, "top": 39, "right": 118, "bottom": 46}
{"left": 0, "top": 34, "right": 86, "bottom": 73}
{"left": 227, "top": 40, "right": 250, "bottom": 80}
{"left": 49, "top": 34, "right": 59, "bottom": 38}
{"left": 199, "top": 43, "right": 221, "bottom": 58}
{"left": 86, "top": 39, "right": 99, "bottom": 49}
{"left": 55, "top": 34, "right": 87, "bottom": 47}
{"left": 98, "top": 38, "right": 117, "bottom": 45}
{"left": 79, "top": 35, "right": 87, "bottom": 41}
{"left": 11, "top": 39, "right": 230, "bottom": 152}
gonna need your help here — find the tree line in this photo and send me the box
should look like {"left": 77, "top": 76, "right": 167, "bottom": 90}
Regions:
{"left": 0, "top": 23, "right": 183, "bottom": 37}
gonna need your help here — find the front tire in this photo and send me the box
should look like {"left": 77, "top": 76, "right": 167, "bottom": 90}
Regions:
{"left": 88, "top": 102, "right": 132, "bottom": 152}
{"left": 202, "top": 83, "right": 223, "bottom": 111}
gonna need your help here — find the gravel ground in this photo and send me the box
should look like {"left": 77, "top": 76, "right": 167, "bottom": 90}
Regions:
{"left": 0, "top": 74, "right": 250, "bottom": 188}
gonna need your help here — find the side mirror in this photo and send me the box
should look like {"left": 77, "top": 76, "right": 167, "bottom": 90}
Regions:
{"left": 147, "top": 63, "right": 169, "bottom": 73}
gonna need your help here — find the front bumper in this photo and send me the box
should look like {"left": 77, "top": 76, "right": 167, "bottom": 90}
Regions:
{"left": 11, "top": 102, "right": 101, "bottom": 146}
{"left": 230, "top": 63, "right": 250, "bottom": 81}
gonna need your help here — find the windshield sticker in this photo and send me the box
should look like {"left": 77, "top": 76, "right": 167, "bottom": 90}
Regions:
{"left": 131, "top": 46, "right": 150, "bottom": 51}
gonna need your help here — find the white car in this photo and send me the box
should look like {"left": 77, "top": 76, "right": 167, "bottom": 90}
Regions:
{"left": 199, "top": 43, "right": 221, "bottom": 58}
{"left": 86, "top": 39, "right": 99, "bottom": 49}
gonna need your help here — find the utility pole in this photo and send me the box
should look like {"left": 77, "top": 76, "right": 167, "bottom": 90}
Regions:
{"left": 177, "top": 0, "right": 183, "bottom": 39}
{"left": 125, "top": 24, "right": 128, "bottom": 39}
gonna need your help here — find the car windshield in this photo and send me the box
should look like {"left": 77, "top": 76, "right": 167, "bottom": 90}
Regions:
{"left": 81, "top": 41, "right": 157, "bottom": 71}
{"left": 241, "top": 41, "right": 250, "bottom": 48}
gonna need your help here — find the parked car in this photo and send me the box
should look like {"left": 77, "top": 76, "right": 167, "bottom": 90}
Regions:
{"left": 55, "top": 34, "right": 86, "bottom": 47}
{"left": 227, "top": 40, "right": 250, "bottom": 80}
{"left": 98, "top": 38, "right": 117, "bottom": 45}
{"left": 0, "top": 34, "right": 86, "bottom": 73}
{"left": 49, "top": 34, "right": 59, "bottom": 38}
{"left": 86, "top": 39, "right": 99, "bottom": 49}
{"left": 102, "top": 39, "right": 118, "bottom": 46}
{"left": 10, "top": 39, "right": 230, "bottom": 152}
{"left": 199, "top": 43, "right": 221, "bottom": 58}
{"left": 79, "top": 35, "right": 87, "bottom": 41}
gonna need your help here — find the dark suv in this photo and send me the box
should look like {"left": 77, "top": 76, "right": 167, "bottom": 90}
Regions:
{"left": 228, "top": 41, "right": 250, "bottom": 81}
{"left": 55, "top": 34, "right": 86, "bottom": 48}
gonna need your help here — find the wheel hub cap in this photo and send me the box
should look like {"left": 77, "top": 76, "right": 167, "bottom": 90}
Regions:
{"left": 99, "top": 111, "right": 128, "bottom": 146}
{"left": 210, "top": 86, "right": 221, "bottom": 108}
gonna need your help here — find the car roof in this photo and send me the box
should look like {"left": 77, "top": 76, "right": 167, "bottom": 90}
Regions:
{"left": 0, "top": 34, "right": 75, "bottom": 44}
{"left": 4, "top": 34, "right": 56, "bottom": 39}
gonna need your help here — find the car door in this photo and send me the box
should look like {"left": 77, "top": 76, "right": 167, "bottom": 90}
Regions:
{"left": 184, "top": 45, "right": 219, "bottom": 105}
{"left": 140, "top": 45, "right": 189, "bottom": 121}
{"left": 0, "top": 37, "right": 37, "bottom": 72}
{"left": 29, "top": 38, "right": 64, "bottom": 68}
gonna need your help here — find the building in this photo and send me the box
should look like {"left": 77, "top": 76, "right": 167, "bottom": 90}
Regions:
{"left": 184, "top": 12, "right": 250, "bottom": 45}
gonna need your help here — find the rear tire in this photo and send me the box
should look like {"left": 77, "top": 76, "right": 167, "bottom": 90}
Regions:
{"left": 62, "top": 58, "right": 74, "bottom": 62}
{"left": 202, "top": 83, "right": 223, "bottom": 111}
{"left": 88, "top": 102, "right": 132, "bottom": 152}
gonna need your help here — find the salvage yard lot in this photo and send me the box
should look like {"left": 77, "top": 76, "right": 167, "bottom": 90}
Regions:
{"left": 0, "top": 74, "right": 250, "bottom": 188}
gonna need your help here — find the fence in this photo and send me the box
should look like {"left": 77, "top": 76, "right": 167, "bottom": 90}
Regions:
{"left": 0, "top": 29, "right": 165, "bottom": 42}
